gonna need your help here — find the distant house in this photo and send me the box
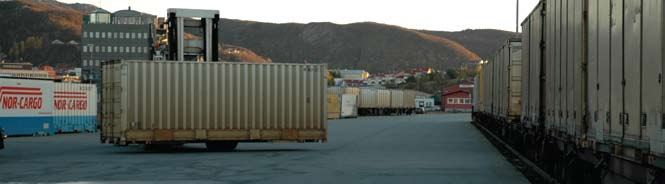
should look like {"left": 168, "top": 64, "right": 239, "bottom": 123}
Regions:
{"left": 442, "top": 82, "right": 474, "bottom": 112}
{"left": 342, "top": 79, "right": 365, "bottom": 87}
{"left": 338, "top": 70, "right": 369, "bottom": 80}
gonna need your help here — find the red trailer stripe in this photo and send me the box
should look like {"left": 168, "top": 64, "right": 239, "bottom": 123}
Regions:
{"left": 0, "top": 87, "right": 41, "bottom": 91}
{"left": 54, "top": 96, "right": 87, "bottom": 99}
{"left": 54, "top": 92, "right": 86, "bottom": 95}
{"left": 1, "top": 91, "right": 42, "bottom": 96}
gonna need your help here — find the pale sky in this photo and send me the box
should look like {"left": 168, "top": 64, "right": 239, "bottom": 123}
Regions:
{"left": 59, "top": 0, "right": 539, "bottom": 32}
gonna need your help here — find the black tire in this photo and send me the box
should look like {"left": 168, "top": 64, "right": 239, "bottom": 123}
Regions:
{"left": 206, "top": 141, "right": 238, "bottom": 152}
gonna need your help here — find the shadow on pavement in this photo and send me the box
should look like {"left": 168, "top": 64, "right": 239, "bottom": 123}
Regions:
{"left": 111, "top": 145, "right": 310, "bottom": 154}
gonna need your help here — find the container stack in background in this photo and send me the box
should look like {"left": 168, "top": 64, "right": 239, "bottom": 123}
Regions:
{"left": 327, "top": 87, "right": 359, "bottom": 119}
{"left": 328, "top": 87, "right": 418, "bottom": 117}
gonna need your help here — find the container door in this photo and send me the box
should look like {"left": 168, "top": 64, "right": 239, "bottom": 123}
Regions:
{"left": 531, "top": 6, "right": 543, "bottom": 128}
{"left": 644, "top": 0, "right": 665, "bottom": 154}
{"left": 609, "top": 0, "right": 625, "bottom": 141}
{"left": 573, "top": 0, "right": 586, "bottom": 137}
{"left": 521, "top": 18, "right": 530, "bottom": 123}
{"left": 588, "top": 0, "right": 600, "bottom": 139}
{"left": 623, "top": 0, "right": 645, "bottom": 143}
{"left": 597, "top": 0, "right": 612, "bottom": 142}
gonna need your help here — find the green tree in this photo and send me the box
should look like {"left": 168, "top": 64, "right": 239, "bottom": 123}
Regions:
{"left": 445, "top": 69, "right": 458, "bottom": 79}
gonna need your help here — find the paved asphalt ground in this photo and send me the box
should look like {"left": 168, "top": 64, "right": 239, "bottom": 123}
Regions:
{"left": 0, "top": 113, "right": 529, "bottom": 184}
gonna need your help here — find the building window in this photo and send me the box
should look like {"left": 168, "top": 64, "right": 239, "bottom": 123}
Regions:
{"left": 113, "top": 46, "right": 118, "bottom": 53}
{"left": 95, "top": 32, "right": 100, "bottom": 38}
{"left": 126, "top": 33, "right": 130, "bottom": 39}
{"left": 120, "top": 32, "right": 125, "bottom": 39}
{"left": 101, "top": 32, "right": 106, "bottom": 38}
{"left": 95, "top": 46, "right": 100, "bottom": 52}
{"left": 113, "top": 32, "right": 117, "bottom": 38}
{"left": 83, "top": 32, "right": 88, "bottom": 38}
{"left": 82, "top": 60, "right": 87, "bottom": 66}
{"left": 82, "top": 46, "right": 87, "bottom": 52}
{"left": 464, "top": 99, "right": 471, "bottom": 104}
{"left": 143, "top": 47, "right": 148, "bottom": 53}
{"left": 130, "top": 33, "right": 134, "bottom": 39}
{"left": 95, "top": 60, "right": 100, "bottom": 67}
{"left": 120, "top": 47, "right": 124, "bottom": 53}
{"left": 101, "top": 46, "right": 106, "bottom": 53}
{"left": 108, "top": 46, "right": 112, "bottom": 53}
{"left": 143, "top": 33, "right": 148, "bottom": 39}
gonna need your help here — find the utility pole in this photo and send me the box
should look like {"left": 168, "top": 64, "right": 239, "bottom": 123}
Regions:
{"left": 516, "top": 0, "right": 519, "bottom": 33}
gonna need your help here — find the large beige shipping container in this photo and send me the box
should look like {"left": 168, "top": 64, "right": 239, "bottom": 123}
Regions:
{"left": 487, "top": 39, "right": 522, "bottom": 121}
{"left": 520, "top": 2, "right": 543, "bottom": 128}
{"left": 359, "top": 88, "right": 377, "bottom": 108}
{"left": 344, "top": 87, "right": 360, "bottom": 95}
{"left": 390, "top": 90, "right": 405, "bottom": 108}
{"left": 377, "top": 89, "right": 391, "bottom": 108}
{"left": 101, "top": 61, "right": 327, "bottom": 148}
{"left": 327, "top": 87, "right": 344, "bottom": 97}
{"left": 327, "top": 94, "right": 341, "bottom": 119}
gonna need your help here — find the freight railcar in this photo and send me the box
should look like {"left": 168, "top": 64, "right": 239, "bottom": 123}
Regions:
{"left": 473, "top": 0, "right": 665, "bottom": 183}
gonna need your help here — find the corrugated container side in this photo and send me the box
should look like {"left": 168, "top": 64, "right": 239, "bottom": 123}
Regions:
{"left": 53, "top": 83, "right": 98, "bottom": 133}
{"left": 341, "top": 94, "right": 358, "bottom": 118}
{"left": 500, "top": 47, "right": 506, "bottom": 118}
{"left": 521, "top": 16, "right": 531, "bottom": 124}
{"left": 609, "top": 0, "right": 624, "bottom": 141}
{"left": 509, "top": 41, "right": 522, "bottom": 120}
{"left": 596, "top": 0, "right": 612, "bottom": 142}
{"left": 645, "top": 0, "right": 665, "bottom": 155}
{"left": 546, "top": 0, "right": 555, "bottom": 131}
{"left": 359, "top": 88, "right": 377, "bottom": 108}
{"left": 493, "top": 54, "right": 498, "bottom": 116}
{"left": 572, "top": 0, "right": 585, "bottom": 137}
{"left": 344, "top": 87, "right": 360, "bottom": 95}
{"left": 587, "top": 0, "right": 600, "bottom": 139}
{"left": 478, "top": 64, "right": 483, "bottom": 112}
{"left": 377, "top": 89, "right": 391, "bottom": 108}
{"left": 623, "top": 0, "right": 644, "bottom": 144}
{"left": 327, "top": 94, "right": 341, "bottom": 119}
{"left": 531, "top": 3, "right": 543, "bottom": 128}
{"left": 0, "top": 78, "right": 55, "bottom": 136}
{"left": 101, "top": 61, "right": 327, "bottom": 143}
{"left": 390, "top": 90, "right": 404, "bottom": 108}
{"left": 327, "top": 87, "right": 343, "bottom": 97}
{"left": 403, "top": 90, "right": 416, "bottom": 109}
{"left": 473, "top": 76, "right": 479, "bottom": 112}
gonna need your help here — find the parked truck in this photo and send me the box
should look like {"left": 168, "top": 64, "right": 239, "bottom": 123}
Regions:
{"left": 100, "top": 61, "right": 328, "bottom": 151}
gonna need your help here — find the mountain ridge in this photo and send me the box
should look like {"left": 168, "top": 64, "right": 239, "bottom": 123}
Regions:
{"left": 0, "top": 0, "right": 515, "bottom": 72}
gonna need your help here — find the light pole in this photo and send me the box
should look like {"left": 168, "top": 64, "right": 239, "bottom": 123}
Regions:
{"left": 516, "top": 0, "right": 519, "bottom": 33}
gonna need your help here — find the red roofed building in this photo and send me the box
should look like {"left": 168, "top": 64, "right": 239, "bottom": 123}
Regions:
{"left": 442, "top": 82, "right": 474, "bottom": 112}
